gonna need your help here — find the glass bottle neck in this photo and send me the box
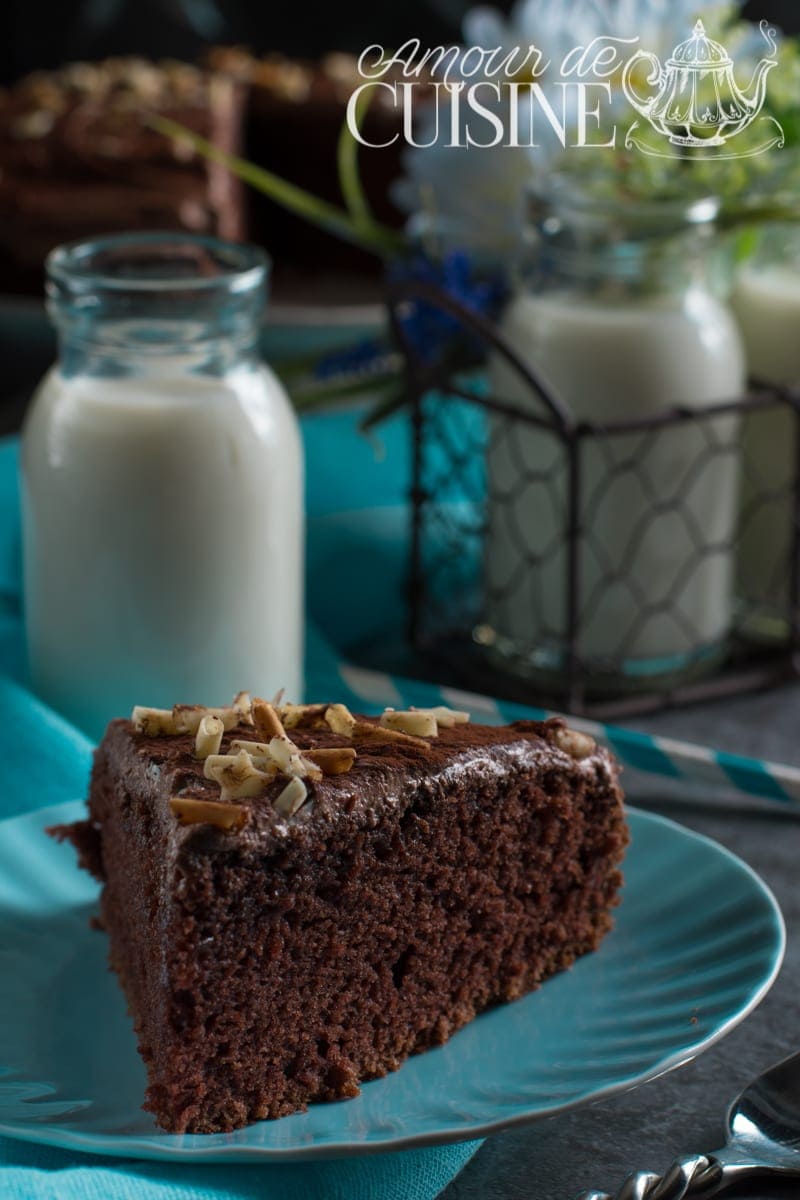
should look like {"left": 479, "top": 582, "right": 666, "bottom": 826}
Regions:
{"left": 46, "top": 233, "right": 267, "bottom": 379}
{"left": 54, "top": 317, "right": 262, "bottom": 380}
{"left": 535, "top": 235, "right": 710, "bottom": 301}
{"left": 524, "top": 190, "right": 721, "bottom": 302}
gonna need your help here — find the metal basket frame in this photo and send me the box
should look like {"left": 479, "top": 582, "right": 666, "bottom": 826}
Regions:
{"left": 387, "top": 280, "right": 800, "bottom": 719}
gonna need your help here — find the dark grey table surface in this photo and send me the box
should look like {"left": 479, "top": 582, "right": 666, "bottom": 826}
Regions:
{"left": 441, "top": 682, "right": 800, "bottom": 1200}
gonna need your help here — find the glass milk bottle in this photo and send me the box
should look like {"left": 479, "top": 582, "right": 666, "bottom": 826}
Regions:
{"left": 485, "top": 190, "right": 745, "bottom": 688}
{"left": 730, "top": 225, "right": 800, "bottom": 638}
{"left": 22, "top": 233, "right": 303, "bottom": 739}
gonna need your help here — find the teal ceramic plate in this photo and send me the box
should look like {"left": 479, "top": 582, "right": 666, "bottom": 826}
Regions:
{"left": 0, "top": 801, "right": 784, "bottom": 1163}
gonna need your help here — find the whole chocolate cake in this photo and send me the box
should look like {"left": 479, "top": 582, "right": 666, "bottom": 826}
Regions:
{"left": 52, "top": 694, "right": 628, "bottom": 1134}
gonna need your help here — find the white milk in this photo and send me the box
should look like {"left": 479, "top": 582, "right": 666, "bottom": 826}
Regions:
{"left": 732, "top": 267, "right": 800, "bottom": 383}
{"left": 487, "top": 286, "right": 745, "bottom": 675}
{"left": 731, "top": 264, "right": 800, "bottom": 630}
{"left": 22, "top": 364, "right": 303, "bottom": 739}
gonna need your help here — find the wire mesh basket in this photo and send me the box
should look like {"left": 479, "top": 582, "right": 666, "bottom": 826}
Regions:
{"left": 387, "top": 280, "right": 800, "bottom": 719}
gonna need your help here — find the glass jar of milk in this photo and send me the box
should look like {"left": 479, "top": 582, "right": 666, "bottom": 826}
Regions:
{"left": 730, "top": 225, "right": 800, "bottom": 639}
{"left": 484, "top": 187, "right": 745, "bottom": 689}
{"left": 22, "top": 233, "right": 303, "bottom": 739}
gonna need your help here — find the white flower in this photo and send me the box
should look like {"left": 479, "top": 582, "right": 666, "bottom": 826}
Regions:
{"left": 392, "top": 91, "right": 537, "bottom": 267}
{"left": 392, "top": 2, "right": 789, "bottom": 274}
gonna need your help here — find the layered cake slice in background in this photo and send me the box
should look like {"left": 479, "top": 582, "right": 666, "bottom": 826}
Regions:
{"left": 0, "top": 58, "right": 245, "bottom": 292}
{"left": 0, "top": 46, "right": 424, "bottom": 295}
{"left": 207, "top": 47, "right": 423, "bottom": 280}
{"left": 52, "top": 694, "right": 628, "bottom": 1134}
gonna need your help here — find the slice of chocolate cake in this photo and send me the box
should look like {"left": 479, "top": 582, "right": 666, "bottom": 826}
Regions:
{"left": 52, "top": 693, "right": 628, "bottom": 1134}
{"left": 0, "top": 58, "right": 244, "bottom": 293}
{"left": 207, "top": 47, "right": 430, "bottom": 278}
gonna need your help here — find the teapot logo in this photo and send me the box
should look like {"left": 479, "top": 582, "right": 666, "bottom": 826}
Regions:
{"left": 622, "top": 18, "right": 784, "bottom": 159}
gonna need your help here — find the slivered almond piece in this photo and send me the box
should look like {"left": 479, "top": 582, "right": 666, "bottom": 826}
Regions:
{"left": 131, "top": 706, "right": 178, "bottom": 735}
{"left": 226, "top": 740, "right": 278, "bottom": 771}
{"left": 174, "top": 693, "right": 253, "bottom": 736}
{"left": 552, "top": 727, "right": 596, "bottom": 761}
{"left": 195, "top": 715, "right": 224, "bottom": 759}
{"left": 172, "top": 705, "right": 210, "bottom": 734}
{"left": 229, "top": 739, "right": 272, "bottom": 757}
{"left": 204, "top": 753, "right": 237, "bottom": 782}
{"left": 169, "top": 796, "right": 248, "bottom": 831}
{"left": 232, "top": 691, "right": 254, "bottom": 725}
{"left": 410, "top": 705, "right": 470, "bottom": 728}
{"left": 305, "top": 747, "right": 357, "bottom": 775}
{"left": 380, "top": 709, "right": 438, "bottom": 737}
{"left": 173, "top": 705, "right": 241, "bottom": 735}
{"left": 273, "top": 776, "right": 308, "bottom": 817}
{"left": 325, "top": 703, "right": 357, "bottom": 738}
{"left": 268, "top": 735, "right": 323, "bottom": 781}
{"left": 223, "top": 750, "right": 275, "bottom": 773}
{"left": 280, "top": 703, "right": 329, "bottom": 730}
{"left": 354, "top": 720, "right": 430, "bottom": 750}
{"left": 244, "top": 755, "right": 276, "bottom": 773}
{"left": 204, "top": 749, "right": 275, "bottom": 799}
{"left": 253, "top": 698, "right": 286, "bottom": 740}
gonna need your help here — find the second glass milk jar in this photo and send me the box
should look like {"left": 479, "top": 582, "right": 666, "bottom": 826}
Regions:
{"left": 484, "top": 188, "right": 746, "bottom": 690}
{"left": 22, "top": 233, "right": 303, "bottom": 739}
{"left": 730, "top": 224, "right": 800, "bottom": 639}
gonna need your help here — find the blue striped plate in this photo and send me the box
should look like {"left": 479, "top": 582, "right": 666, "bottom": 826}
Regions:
{"left": 0, "top": 800, "right": 785, "bottom": 1162}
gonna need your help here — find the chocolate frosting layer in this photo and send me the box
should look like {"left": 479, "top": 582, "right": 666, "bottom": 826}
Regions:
{"left": 103, "top": 715, "right": 618, "bottom": 857}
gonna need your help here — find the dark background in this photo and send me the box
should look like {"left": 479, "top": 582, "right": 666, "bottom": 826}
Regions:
{"left": 0, "top": 0, "right": 796, "bottom": 84}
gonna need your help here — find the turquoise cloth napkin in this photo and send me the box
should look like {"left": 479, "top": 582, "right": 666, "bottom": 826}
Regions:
{"left": 0, "top": 426, "right": 482, "bottom": 1198}
{"left": 0, "top": 1140, "right": 481, "bottom": 1200}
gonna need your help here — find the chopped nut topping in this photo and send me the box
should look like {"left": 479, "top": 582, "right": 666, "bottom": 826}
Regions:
{"left": 221, "top": 748, "right": 275, "bottom": 774}
{"left": 169, "top": 796, "right": 248, "bottom": 831}
{"left": 305, "top": 747, "right": 357, "bottom": 775}
{"left": 173, "top": 693, "right": 252, "bottom": 735}
{"left": 380, "top": 709, "right": 438, "bottom": 737}
{"left": 229, "top": 739, "right": 273, "bottom": 757}
{"left": 552, "top": 727, "right": 597, "bottom": 761}
{"left": 232, "top": 691, "right": 254, "bottom": 725}
{"left": 325, "top": 703, "right": 357, "bottom": 738}
{"left": 134, "top": 691, "right": 469, "bottom": 821}
{"left": 204, "top": 750, "right": 260, "bottom": 780}
{"left": 21, "top": 77, "right": 66, "bottom": 112}
{"left": 253, "top": 57, "right": 312, "bottom": 102}
{"left": 11, "top": 110, "right": 56, "bottom": 139}
{"left": 170, "top": 705, "right": 208, "bottom": 734}
{"left": 268, "top": 735, "right": 322, "bottom": 781}
{"left": 230, "top": 737, "right": 322, "bottom": 781}
{"left": 204, "top": 749, "right": 276, "bottom": 801}
{"left": 322, "top": 52, "right": 360, "bottom": 87}
{"left": 60, "top": 61, "right": 99, "bottom": 93}
{"left": 252, "top": 698, "right": 285, "bottom": 740}
{"left": 280, "top": 703, "right": 329, "bottom": 730}
{"left": 132, "top": 706, "right": 178, "bottom": 735}
{"left": 354, "top": 720, "right": 430, "bottom": 750}
{"left": 410, "top": 705, "right": 470, "bottom": 728}
{"left": 173, "top": 705, "right": 237, "bottom": 735}
{"left": 194, "top": 715, "right": 224, "bottom": 760}
{"left": 273, "top": 776, "right": 308, "bottom": 817}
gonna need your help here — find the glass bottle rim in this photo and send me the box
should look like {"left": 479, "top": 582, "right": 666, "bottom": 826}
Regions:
{"left": 46, "top": 232, "right": 269, "bottom": 296}
{"left": 526, "top": 178, "right": 720, "bottom": 240}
